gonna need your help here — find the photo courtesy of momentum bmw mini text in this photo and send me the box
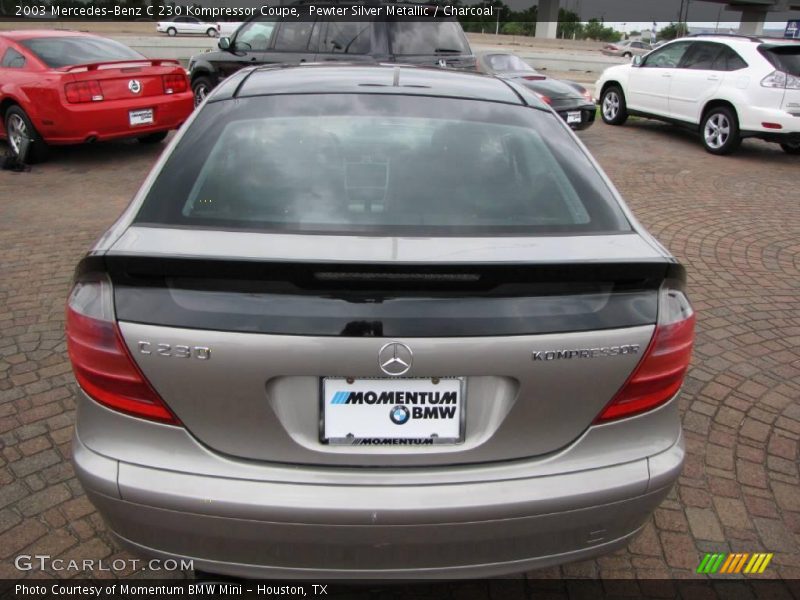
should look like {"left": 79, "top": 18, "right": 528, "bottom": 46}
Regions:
{"left": 0, "top": 0, "right": 799, "bottom": 598}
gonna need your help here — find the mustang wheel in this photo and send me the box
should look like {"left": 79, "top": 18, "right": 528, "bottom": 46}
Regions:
{"left": 5, "top": 105, "right": 49, "bottom": 164}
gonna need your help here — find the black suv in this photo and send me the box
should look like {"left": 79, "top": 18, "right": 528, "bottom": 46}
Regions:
{"left": 188, "top": 6, "right": 475, "bottom": 104}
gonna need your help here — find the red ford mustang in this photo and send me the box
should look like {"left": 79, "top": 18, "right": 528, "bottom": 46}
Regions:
{"left": 0, "top": 30, "right": 194, "bottom": 163}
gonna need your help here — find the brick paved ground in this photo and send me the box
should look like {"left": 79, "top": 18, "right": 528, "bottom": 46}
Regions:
{"left": 0, "top": 120, "right": 798, "bottom": 585}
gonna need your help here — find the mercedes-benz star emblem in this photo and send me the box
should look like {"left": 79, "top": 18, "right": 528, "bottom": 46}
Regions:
{"left": 378, "top": 341, "right": 412, "bottom": 376}
{"left": 389, "top": 405, "right": 410, "bottom": 425}
{"left": 438, "top": 59, "right": 447, "bottom": 68}
{"left": 128, "top": 79, "right": 142, "bottom": 94}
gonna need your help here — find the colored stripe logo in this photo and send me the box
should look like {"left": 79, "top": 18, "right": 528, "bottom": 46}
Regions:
{"left": 330, "top": 391, "right": 350, "bottom": 405}
{"left": 697, "top": 553, "right": 773, "bottom": 574}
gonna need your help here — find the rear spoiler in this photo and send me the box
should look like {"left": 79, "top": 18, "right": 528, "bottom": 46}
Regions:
{"left": 60, "top": 59, "right": 181, "bottom": 72}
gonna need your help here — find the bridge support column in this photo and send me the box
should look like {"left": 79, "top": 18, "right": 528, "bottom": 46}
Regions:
{"left": 535, "top": 0, "right": 560, "bottom": 39}
{"left": 738, "top": 7, "right": 767, "bottom": 36}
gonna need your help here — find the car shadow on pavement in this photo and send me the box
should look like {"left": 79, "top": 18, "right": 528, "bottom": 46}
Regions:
{"left": 0, "top": 137, "right": 169, "bottom": 173}
{"left": 621, "top": 119, "right": 797, "bottom": 161}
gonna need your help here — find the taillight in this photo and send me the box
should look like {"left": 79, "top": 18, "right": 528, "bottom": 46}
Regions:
{"left": 522, "top": 75, "right": 546, "bottom": 81}
{"left": 162, "top": 73, "right": 188, "bottom": 95}
{"left": 65, "top": 81, "right": 104, "bottom": 103}
{"left": 582, "top": 90, "right": 594, "bottom": 103}
{"left": 537, "top": 94, "right": 552, "bottom": 105}
{"left": 595, "top": 286, "right": 695, "bottom": 422}
{"left": 66, "top": 275, "right": 179, "bottom": 424}
{"left": 761, "top": 70, "right": 800, "bottom": 90}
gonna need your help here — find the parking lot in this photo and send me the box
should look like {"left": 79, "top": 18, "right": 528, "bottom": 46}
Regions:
{"left": 0, "top": 118, "right": 798, "bottom": 586}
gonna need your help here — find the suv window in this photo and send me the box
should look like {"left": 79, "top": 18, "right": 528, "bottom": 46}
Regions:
{"left": 1, "top": 48, "right": 26, "bottom": 68}
{"left": 713, "top": 46, "right": 748, "bottom": 71}
{"left": 643, "top": 41, "right": 690, "bottom": 68}
{"left": 235, "top": 21, "right": 277, "bottom": 51}
{"left": 321, "top": 22, "right": 370, "bottom": 55}
{"left": 135, "top": 94, "right": 631, "bottom": 235}
{"left": 273, "top": 21, "right": 316, "bottom": 52}
{"left": 681, "top": 42, "right": 722, "bottom": 70}
{"left": 759, "top": 45, "right": 800, "bottom": 76}
{"left": 389, "top": 20, "right": 469, "bottom": 56}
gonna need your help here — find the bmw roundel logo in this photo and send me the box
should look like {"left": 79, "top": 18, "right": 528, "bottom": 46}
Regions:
{"left": 389, "top": 405, "right": 410, "bottom": 425}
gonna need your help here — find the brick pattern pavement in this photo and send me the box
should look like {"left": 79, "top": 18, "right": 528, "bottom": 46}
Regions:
{"left": 0, "top": 122, "right": 798, "bottom": 582}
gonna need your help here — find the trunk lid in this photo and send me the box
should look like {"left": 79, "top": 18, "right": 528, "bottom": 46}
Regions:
{"left": 62, "top": 60, "right": 185, "bottom": 100}
{"left": 103, "top": 228, "right": 674, "bottom": 467}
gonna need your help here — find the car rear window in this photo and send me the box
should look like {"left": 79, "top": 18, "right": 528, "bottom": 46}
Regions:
{"left": 760, "top": 45, "right": 800, "bottom": 76}
{"left": 135, "top": 94, "right": 631, "bottom": 236}
{"left": 20, "top": 36, "right": 143, "bottom": 68}
{"left": 388, "top": 20, "right": 469, "bottom": 56}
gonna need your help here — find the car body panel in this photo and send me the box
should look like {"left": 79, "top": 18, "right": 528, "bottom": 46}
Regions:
{"left": 73, "top": 391, "right": 683, "bottom": 577}
{"left": 70, "top": 65, "right": 689, "bottom": 577}
{"left": 189, "top": 10, "right": 475, "bottom": 98}
{"left": 110, "top": 227, "right": 667, "bottom": 263}
{"left": 116, "top": 322, "right": 655, "bottom": 466}
{"left": 475, "top": 52, "right": 596, "bottom": 129}
{"left": 596, "top": 36, "right": 800, "bottom": 143}
{"left": 0, "top": 30, "right": 193, "bottom": 145}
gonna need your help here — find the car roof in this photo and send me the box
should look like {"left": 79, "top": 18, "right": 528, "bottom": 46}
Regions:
{"left": 222, "top": 64, "right": 526, "bottom": 105}
{"left": 0, "top": 29, "right": 94, "bottom": 41}
{"left": 681, "top": 34, "right": 800, "bottom": 48}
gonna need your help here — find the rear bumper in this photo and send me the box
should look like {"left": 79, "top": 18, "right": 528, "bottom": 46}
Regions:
{"left": 555, "top": 104, "right": 596, "bottom": 131}
{"left": 37, "top": 93, "right": 193, "bottom": 145}
{"left": 739, "top": 106, "right": 800, "bottom": 138}
{"left": 74, "top": 393, "right": 684, "bottom": 579}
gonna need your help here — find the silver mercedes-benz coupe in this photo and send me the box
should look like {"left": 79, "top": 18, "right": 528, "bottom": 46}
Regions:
{"left": 68, "top": 64, "right": 694, "bottom": 579}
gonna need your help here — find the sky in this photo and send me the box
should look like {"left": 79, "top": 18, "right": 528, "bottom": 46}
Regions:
{"left": 502, "top": 0, "right": 800, "bottom": 27}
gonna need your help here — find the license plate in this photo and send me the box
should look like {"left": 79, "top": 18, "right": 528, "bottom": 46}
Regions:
{"left": 567, "top": 111, "right": 582, "bottom": 124}
{"left": 322, "top": 377, "right": 464, "bottom": 445}
{"left": 129, "top": 108, "right": 154, "bottom": 127}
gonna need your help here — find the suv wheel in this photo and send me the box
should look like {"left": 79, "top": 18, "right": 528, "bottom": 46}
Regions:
{"left": 600, "top": 85, "right": 628, "bottom": 126}
{"left": 167, "top": 27, "right": 177, "bottom": 36}
{"left": 701, "top": 106, "right": 741, "bottom": 155}
{"left": 192, "top": 76, "right": 213, "bottom": 107}
{"left": 5, "top": 105, "right": 49, "bottom": 163}
{"left": 780, "top": 142, "right": 800, "bottom": 155}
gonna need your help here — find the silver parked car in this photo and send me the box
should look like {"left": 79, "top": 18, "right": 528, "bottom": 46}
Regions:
{"left": 67, "top": 64, "right": 694, "bottom": 579}
{"left": 602, "top": 39, "right": 652, "bottom": 58}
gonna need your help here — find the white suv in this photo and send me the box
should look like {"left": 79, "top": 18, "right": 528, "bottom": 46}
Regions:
{"left": 596, "top": 35, "right": 800, "bottom": 155}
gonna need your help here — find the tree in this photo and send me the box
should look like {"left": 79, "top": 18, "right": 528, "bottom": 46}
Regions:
{"left": 583, "top": 18, "right": 622, "bottom": 42}
{"left": 557, "top": 8, "right": 583, "bottom": 39}
{"left": 658, "top": 22, "right": 688, "bottom": 41}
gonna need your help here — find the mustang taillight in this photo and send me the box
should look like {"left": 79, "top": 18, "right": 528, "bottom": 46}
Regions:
{"left": 596, "top": 287, "right": 695, "bottom": 422}
{"left": 65, "top": 81, "right": 104, "bottom": 103}
{"left": 66, "top": 276, "right": 179, "bottom": 424}
{"left": 162, "top": 73, "right": 188, "bottom": 95}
